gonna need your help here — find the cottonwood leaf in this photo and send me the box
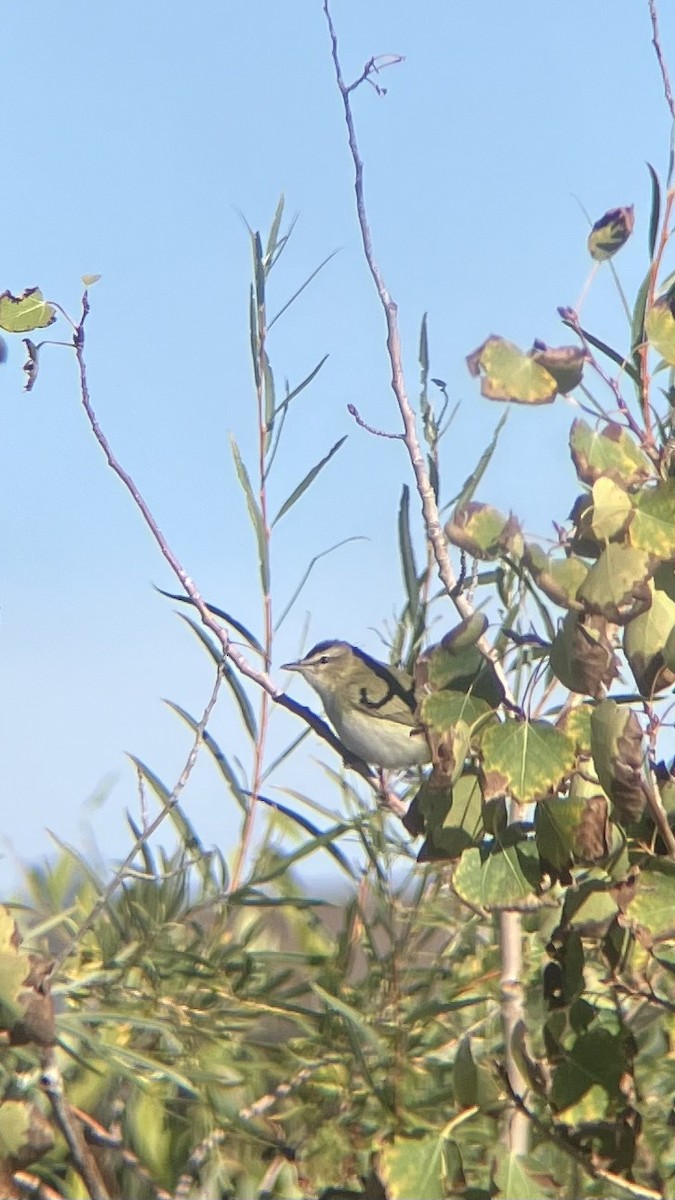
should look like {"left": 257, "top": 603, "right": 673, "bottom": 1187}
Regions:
{"left": 590, "top": 476, "right": 633, "bottom": 542}
{"left": 590, "top": 700, "right": 651, "bottom": 822}
{"left": 550, "top": 611, "right": 618, "bottom": 697}
{"left": 0, "top": 288, "right": 56, "bottom": 333}
{"left": 569, "top": 419, "right": 653, "bottom": 488}
{"left": 446, "top": 501, "right": 522, "bottom": 560}
{"left": 466, "top": 336, "right": 557, "bottom": 404}
{"left": 452, "top": 838, "right": 544, "bottom": 910}
{"left": 587, "top": 206, "right": 634, "bottom": 260}
{"left": 577, "top": 544, "right": 654, "bottom": 624}
{"left": 524, "top": 542, "right": 588, "bottom": 610}
{"left": 480, "top": 719, "right": 576, "bottom": 804}
{"left": 645, "top": 291, "right": 675, "bottom": 364}
{"left": 629, "top": 478, "right": 675, "bottom": 558}
{"left": 529, "top": 341, "right": 586, "bottom": 394}
{"left": 624, "top": 584, "right": 675, "bottom": 697}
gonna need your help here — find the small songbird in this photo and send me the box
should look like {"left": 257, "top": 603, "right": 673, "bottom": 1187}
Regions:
{"left": 282, "top": 640, "right": 430, "bottom": 769}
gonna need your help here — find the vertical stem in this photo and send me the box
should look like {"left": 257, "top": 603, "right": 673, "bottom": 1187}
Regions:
{"left": 229, "top": 263, "right": 273, "bottom": 892}
{"left": 499, "top": 909, "right": 530, "bottom": 1155}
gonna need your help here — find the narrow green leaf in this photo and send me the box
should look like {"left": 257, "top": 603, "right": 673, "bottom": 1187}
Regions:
{"left": 248, "top": 285, "right": 260, "bottom": 389}
{"left": 263, "top": 356, "right": 275, "bottom": 449}
{"left": 647, "top": 162, "right": 661, "bottom": 260}
{"left": 274, "top": 535, "right": 366, "bottom": 631}
{"left": 254, "top": 231, "right": 265, "bottom": 306}
{"left": 398, "top": 484, "right": 419, "bottom": 624}
{"left": 272, "top": 435, "right": 347, "bottom": 525}
{"left": 265, "top": 194, "right": 285, "bottom": 262}
{"left": 268, "top": 248, "right": 339, "bottom": 330}
{"left": 164, "top": 627, "right": 257, "bottom": 739}
{"left": 162, "top": 703, "right": 248, "bottom": 813}
{"left": 558, "top": 315, "right": 640, "bottom": 384}
{"left": 155, "top": 586, "right": 264, "bottom": 656}
{"left": 261, "top": 728, "right": 311, "bottom": 780}
{"left": 126, "top": 755, "right": 194, "bottom": 847}
{"left": 419, "top": 311, "right": 429, "bottom": 375}
{"left": 450, "top": 410, "right": 508, "bottom": 509}
{"left": 311, "top": 983, "right": 388, "bottom": 1050}
{"left": 230, "top": 436, "right": 270, "bottom": 592}
{"left": 630, "top": 266, "right": 652, "bottom": 383}
{"left": 273, "top": 355, "right": 329, "bottom": 419}
{"left": 251, "top": 793, "right": 357, "bottom": 879}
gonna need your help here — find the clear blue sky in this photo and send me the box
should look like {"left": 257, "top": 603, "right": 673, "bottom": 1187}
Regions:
{"left": 1, "top": 2, "right": 673, "bottom": 883}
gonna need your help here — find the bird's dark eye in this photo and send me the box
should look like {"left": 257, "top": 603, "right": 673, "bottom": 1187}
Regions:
{"left": 319, "top": 655, "right": 330, "bottom": 665}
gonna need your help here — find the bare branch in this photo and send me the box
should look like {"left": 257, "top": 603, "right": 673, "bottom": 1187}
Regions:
{"left": 648, "top": 0, "right": 675, "bottom": 124}
{"left": 41, "top": 1049, "right": 110, "bottom": 1200}
{"left": 322, "top": 1, "right": 515, "bottom": 710}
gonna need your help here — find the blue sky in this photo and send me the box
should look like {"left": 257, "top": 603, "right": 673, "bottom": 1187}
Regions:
{"left": 1, "top": 2, "right": 673, "bottom": 883}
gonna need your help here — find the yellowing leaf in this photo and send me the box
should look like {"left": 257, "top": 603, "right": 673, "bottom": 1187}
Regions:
{"left": 630, "top": 479, "right": 675, "bottom": 558}
{"left": 645, "top": 294, "right": 675, "bottom": 364}
{"left": 466, "top": 336, "right": 557, "bottom": 404}
{"left": 529, "top": 341, "right": 586, "bottom": 394}
{"left": 624, "top": 584, "right": 675, "bottom": 697}
{"left": 587, "top": 205, "right": 634, "bottom": 261}
{"left": 0, "top": 288, "right": 56, "bottom": 332}
{"left": 445, "top": 501, "right": 522, "bottom": 560}
{"left": 577, "top": 544, "right": 654, "bottom": 624}
{"left": 590, "top": 476, "right": 632, "bottom": 542}
{"left": 480, "top": 719, "right": 576, "bottom": 803}
{"left": 569, "top": 419, "right": 653, "bottom": 488}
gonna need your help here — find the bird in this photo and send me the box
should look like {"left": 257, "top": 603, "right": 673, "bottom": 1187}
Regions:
{"left": 282, "top": 640, "right": 430, "bottom": 769}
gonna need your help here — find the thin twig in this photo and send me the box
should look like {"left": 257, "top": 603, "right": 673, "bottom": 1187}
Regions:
{"left": 72, "top": 1106, "right": 172, "bottom": 1200}
{"left": 648, "top": 0, "right": 675, "bottom": 123}
{"left": 41, "top": 1049, "right": 110, "bottom": 1200}
{"left": 347, "top": 402, "right": 405, "bottom": 439}
{"left": 322, "top": 1, "right": 515, "bottom": 712}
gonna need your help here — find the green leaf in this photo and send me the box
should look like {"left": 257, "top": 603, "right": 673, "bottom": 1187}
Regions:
{"left": 398, "top": 484, "right": 419, "bottom": 623}
{"left": 272, "top": 435, "right": 347, "bottom": 525}
{"left": 480, "top": 719, "right": 576, "bottom": 804}
{"left": 378, "top": 1134, "right": 447, "bottom": 1200}
{"left": 624, "top": 584, "right": 675, "bottom": 697}
{"left": 446, "top": 502, "right": 522, "bottom": 560}
{"left": 549, "top": 611, "right": 618, "bottom": 696}
{"left": 452, "top": 837, "right": 544, "bottom": 910}
{"left": 81, "top": 273, "right": 102, "bottom": 287}
{"left": 155, "top": 587, "right": 264, "bottom": 657}
{"left": 466, "top": 336, "right": 557, "bottom": 404}
{"left": 493, "top": 1147, "right": 542, "bottom": 1200}
{"left": 590, "top": 477, "right": 633, "bottom": 542}
{"left": 230, "top": 436, "right": 270, "bottom": 592}
{"left": 577, "top": 544, "right": 654, "bottom": 625}
{"left": 162, "top": 705, "right": 248, "bottom": 813}
{"left": 630, "top": 478, "right": 675, "bottom": 557}
{"left": 590, "top": 699, "right": 650, "bottom": 822}
{"left": 524, "top": 543, "right": 588, "bottom": 610}
{"left": 536, "top": 788, "right": 609, "bottom": 872}
{"left": 417, "top": 768, "right": 484, "bottom": 859}
{"left": 550, "top": 1027, "right": 630, "bottom": 1111}
{"left": 646, "top": 292, "right": 675, "bottom": 364}
{"left": 587, "top": 206, "right": 634, "bottom": 260}
{"left": 274, "top": 536, "right": 366, "bottom": 631}
{"left": 450, "top": 410, "right": 509, "bottom": 509}
{"left": 529, "top": 342, "right": 586, "bottom": 394}
{"left": 265, "top": 194, "right": 285, "bottom": 261}
{"left": 0, "top": 288, "right": 56, "bottom": 332}
{"left": 569, "top": 418, "right": 653, "bottom": 488}
{"left": 647, "top": 163, "right": 661, "bottom": 260}
{"left": 621, "top": 859, "right": 675, "bottom": 940}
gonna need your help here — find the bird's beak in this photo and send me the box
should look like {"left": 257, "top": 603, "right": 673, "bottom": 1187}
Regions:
{"left": 281, "top": 659, "right": 303, "bottom": 672}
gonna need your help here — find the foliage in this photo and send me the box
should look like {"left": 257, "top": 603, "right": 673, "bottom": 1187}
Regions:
{"left": 5, "top": 11, "right": 675, "bottom": 1200}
